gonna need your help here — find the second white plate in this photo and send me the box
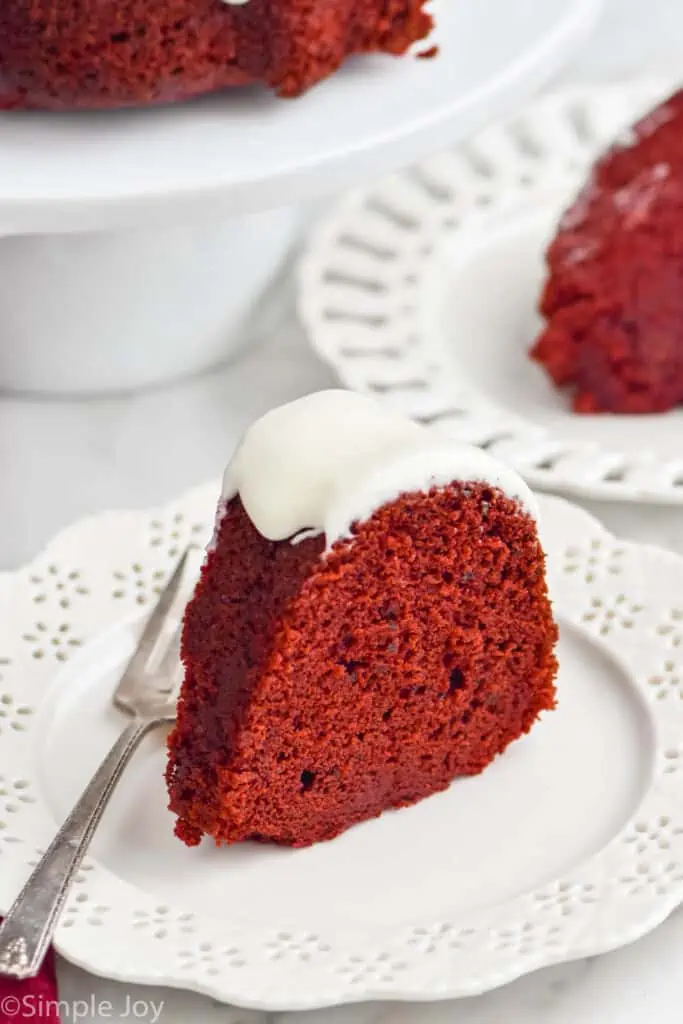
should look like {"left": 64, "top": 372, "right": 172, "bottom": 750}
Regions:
{"left": 300, "top": 79, "right": 683, "bottom": 505}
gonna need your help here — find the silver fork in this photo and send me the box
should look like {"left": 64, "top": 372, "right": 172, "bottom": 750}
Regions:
{"left": 0, "top": 548, "right": 195, "bottom": 980}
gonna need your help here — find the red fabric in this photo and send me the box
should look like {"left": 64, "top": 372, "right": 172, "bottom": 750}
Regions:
{"left": 0, "top": 925, "right": 60, "bottom": 1024}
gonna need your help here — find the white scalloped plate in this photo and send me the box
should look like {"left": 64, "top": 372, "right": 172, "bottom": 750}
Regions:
{"left": 300, "top": 79, "right": 683, "bottom": 505}
{"left": 2, "top": 486, "right": 683, "bottom": 1009}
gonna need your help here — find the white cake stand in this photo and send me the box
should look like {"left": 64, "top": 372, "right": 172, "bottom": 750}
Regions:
{"left": 0, "top": 0, "right": 601, "bottom": 393}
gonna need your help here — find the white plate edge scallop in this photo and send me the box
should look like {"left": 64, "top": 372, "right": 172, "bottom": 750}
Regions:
{"left": 2, "top": 484, "right": 683, "bottom": 1009}
{"left": 299, "top": 77, "right": 683, "bottom": 506}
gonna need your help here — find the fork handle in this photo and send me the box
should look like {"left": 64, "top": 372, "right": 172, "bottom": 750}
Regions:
{"left": 0, "top": 717, "right": 156, "bottom": 979}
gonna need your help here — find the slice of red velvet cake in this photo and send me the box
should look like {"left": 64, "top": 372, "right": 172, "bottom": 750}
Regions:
{"left": 166, "top": 391, "right": 558, "bottom": 848}
{"left": 531, "top": 88, "right": 683, "bottom": 414}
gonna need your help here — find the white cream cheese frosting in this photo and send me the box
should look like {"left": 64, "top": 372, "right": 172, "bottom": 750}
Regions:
{"left": 222, "top": 390, "right": 537, "bottom": 546}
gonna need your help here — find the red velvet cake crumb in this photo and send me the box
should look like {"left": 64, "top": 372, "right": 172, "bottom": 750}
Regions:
{"left": 167, "top": 484, "right": 557, "bottom": 848}
{"left": 0, "top": 0, "right": 433, "bottom": 110}
{"left": 531, "top": 88, "right": 683, "bottom": 414}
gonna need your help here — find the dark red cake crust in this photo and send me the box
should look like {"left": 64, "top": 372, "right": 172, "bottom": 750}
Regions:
{"left": 0, "top": 0, "right": 432, "bottom": 110}
{"left": 167, "top": 484, "right": 558, "bottom": 848}
{"left": 531, "top": 89, "right": 683, "bottom": 414}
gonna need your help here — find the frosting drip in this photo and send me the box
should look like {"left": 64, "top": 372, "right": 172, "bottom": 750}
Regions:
{"left": 223, "top": 390, "right": 537, "bottom": 545}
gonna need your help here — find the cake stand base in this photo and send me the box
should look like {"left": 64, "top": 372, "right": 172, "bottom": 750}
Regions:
{"left": 0, "top": 205, "right": 298, "bottom": 395}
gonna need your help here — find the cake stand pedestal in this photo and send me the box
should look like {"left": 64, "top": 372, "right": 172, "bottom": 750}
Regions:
{"left": 0, "top": 210, "right": 297, "bottom": 393}
{"left": 0, "top": 0, "right": 601, "bottom": 394}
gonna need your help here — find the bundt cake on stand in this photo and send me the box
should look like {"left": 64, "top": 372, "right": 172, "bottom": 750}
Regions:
{"left": 167, "top": 391, "right": 558, "bottom": 848}
{"left": 0, "top": 0, "right": 600, "bottom": 393}
{"left": 0, "top": 0, "right": 432, "bottom": 110}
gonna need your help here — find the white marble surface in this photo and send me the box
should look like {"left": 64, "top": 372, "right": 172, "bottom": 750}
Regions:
{"left": 5, "top": 0, "right": 683, "bottom": 1021}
